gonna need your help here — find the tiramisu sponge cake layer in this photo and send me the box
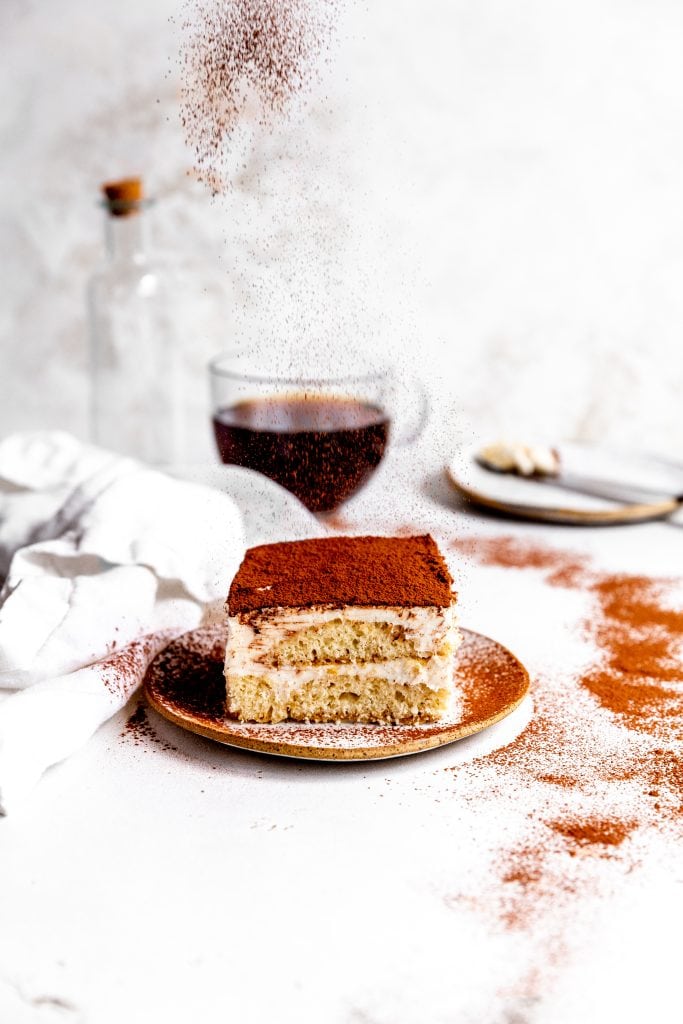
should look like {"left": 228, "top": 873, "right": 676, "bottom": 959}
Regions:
{"left": 225, "top": 535, "right": 461, "bottom": 724}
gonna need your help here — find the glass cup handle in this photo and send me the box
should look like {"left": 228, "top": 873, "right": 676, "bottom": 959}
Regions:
{"left": 390, "top": 375, "right": 430, "bottom": 448}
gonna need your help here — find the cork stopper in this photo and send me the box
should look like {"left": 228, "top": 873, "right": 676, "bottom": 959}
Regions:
{"left": 102, "top": 177, "right": 143, "bottom": 217}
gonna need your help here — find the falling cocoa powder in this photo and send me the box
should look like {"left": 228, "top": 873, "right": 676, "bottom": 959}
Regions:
{"left": 179, "top": 0, "right": 340, "bottom": 191}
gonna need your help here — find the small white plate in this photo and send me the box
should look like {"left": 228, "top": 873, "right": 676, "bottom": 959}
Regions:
{"left": 446, "top": 442, "right": 682, "bottom": 526}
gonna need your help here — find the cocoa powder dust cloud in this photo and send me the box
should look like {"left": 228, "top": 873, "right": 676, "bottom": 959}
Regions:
{"left": 178, "top": 0, "right": 418, "bottom": 398}
{"left": 180, "top": 0, "right": 341, "bottom": 194}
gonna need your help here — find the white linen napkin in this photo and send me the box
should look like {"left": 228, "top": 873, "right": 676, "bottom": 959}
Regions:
{"left": 0, "top": 432, "right": 246, "bottom": 814}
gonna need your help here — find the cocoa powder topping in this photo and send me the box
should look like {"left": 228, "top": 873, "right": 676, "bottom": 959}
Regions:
{"left": 227, "top": 535, "right": 455, "bottom": 613}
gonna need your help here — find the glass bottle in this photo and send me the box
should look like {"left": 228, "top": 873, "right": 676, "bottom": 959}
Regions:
{"left": 87, "top": 178, "right": 182, "bottom": 465}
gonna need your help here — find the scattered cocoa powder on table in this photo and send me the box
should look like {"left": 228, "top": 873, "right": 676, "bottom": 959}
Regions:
{"left": 446, "top": 532, "right": 683, "bottom": 953}
{"left": 452, "top": 534, "right": 683, "bottom": 744}
{"left": 121, "top": 702, "right": 179, "bottom": 753}
{"left": 548, "top": 818, "right": 637, "bottom": 851}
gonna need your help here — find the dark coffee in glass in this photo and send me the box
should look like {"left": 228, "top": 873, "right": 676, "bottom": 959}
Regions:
{"left": 212, "top": 394, "right": 390, "bottom": 512}
{"left": 209, "top": 354, "right": 427, "bottom": 513}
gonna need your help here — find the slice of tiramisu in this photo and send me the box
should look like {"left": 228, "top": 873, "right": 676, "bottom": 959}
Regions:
{"left": 224, "top": 535, "right": 460, "bottom": 724}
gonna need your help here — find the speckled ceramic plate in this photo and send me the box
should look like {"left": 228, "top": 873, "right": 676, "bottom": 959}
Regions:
{"left": 144, "top": 625, "right": 529, "bottom": 762}
{"left": 446, "top": 442, "right": 682, "bottom": 526}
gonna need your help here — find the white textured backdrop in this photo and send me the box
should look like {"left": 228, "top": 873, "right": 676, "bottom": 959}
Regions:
{"left": 2, "top": 0, "right": 683, "bottom": 460}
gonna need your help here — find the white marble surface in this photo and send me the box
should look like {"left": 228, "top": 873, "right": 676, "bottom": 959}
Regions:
{"left": 0, "top": 454, "right": 682, "bottom": 1023}
{"left": 2, "top": 0, "right": 683, "bottom": 461}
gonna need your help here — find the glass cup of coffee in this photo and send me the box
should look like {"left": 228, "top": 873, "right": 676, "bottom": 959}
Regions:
{"left": 209, "top": 352, "right": 427, "bottom": 512}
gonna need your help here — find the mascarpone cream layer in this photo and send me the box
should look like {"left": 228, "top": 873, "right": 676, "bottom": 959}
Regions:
{"left": 224, "top": 603, "right": 460, "bottom": 703}
{"left": 227, "top": 603, "right": 458, "bottom": 665}
{"left": 225, "top": 653, "right": 457, "bottom": 701}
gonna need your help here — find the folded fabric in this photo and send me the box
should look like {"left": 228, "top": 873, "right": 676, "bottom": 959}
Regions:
{"left": 0, "top": 631, "right": 178, "bottom": 814}
{"left": 0, "top": 431, "right": 246, "bottom": 814}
